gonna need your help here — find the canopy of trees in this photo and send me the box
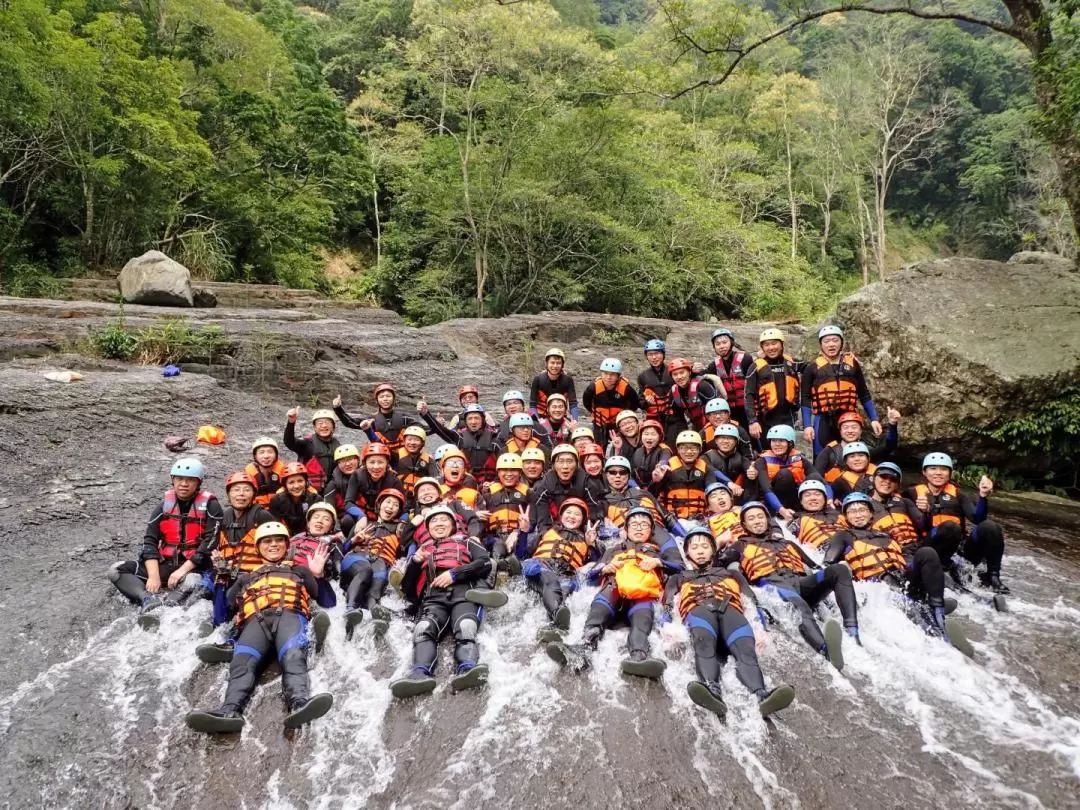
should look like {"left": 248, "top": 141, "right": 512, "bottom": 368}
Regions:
{"left": 0, "top": 0, "right": 1072, "bottom": 323}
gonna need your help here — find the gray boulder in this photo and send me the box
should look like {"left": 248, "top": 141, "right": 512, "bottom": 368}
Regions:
{"left": 834, "top": 253, "right": 1080, "bottom": 468}
{"left": 118, "top": 251, "right": 193, "bottom": 307}
{"left": 192, "top": 287, "right": 218, "bottom": 308}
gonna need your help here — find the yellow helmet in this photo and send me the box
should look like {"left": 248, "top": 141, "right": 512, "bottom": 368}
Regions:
{"left": 251, "top": 436, "right": 279, "bottom": 454}
{"left": 307, "top": 502, "right": 338, "bottom": 522}
{"left": 496, "top": 453, "right": 524, "bottom": 471}
{"left": 520, "top": 447, "right": 547, "bottom": 463}
{"left": 551, "top": 444, "right": 579, "bottom": 461}
{"left": 402, "top": 425, "right": 428, "bottom": 442}
{"left": 676, "top": 430, "right": 703, "bottom": 447}
{"left": 311, "top": 409, "right": 337, "bottom": 424}
{"left": 254, "top": 522, "right": 290, "bottom": 543}
{"left": 545, "top": 348, "right": 566, "bottom": 361}
{"left": 570, "top": 426, "right": 595, "bottom": 442}
{"left": 334, "top": 444, "right": 360, "bottom": 462}
{"left": 758, "top": 328, "right": 785, "bottom": 345}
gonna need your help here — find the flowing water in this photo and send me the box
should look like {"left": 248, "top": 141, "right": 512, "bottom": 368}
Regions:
{"left": 1, "top": 367, "right": 1078, "bottom": 809}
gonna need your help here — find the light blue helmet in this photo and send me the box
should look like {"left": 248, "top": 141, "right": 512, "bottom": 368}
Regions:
{"left": 433, "top": 443, "right": 456, "bottom": 463}
{"left": 798, "top": 480, "right": 828, "bottom": 498}
{"left": 502, "top": 390, "right": 526, "bottom": 405}
{"left": 704, "top": 481, "right": 732, "bottom": 498}
{"left": 463, "top": 403, "right": 485, "bottom": 415}
{"left": 682, "top": 524, "right": 716, "bottom": 552}
{"left": 922, "top": 452, "right": 954, "bottom": 471}
{"left": 170, "top": 457, "right": 205, "bottom": 479}
{"left": 875, "top": 462, "right": 903, "bottom": 479}
{"left": 841, "top": 492, "right": 874, "bottom": 511}
{"left": 508, "top": 413, "right": 533, "bottom": 430}
{"left": 600, "top": 358, "right": 623, "bottom": 374}
{"left": 842, "top": 441, "right": 871, "bottom": 460}
{"left": 766, "top": 424, "right": 797, "bottom": 444}
{"left": 705, "top": 398, "right": 730, "bottom": 415}
{"left": 818, "top": 325, "right": 844, "bottom": 342}
{"left": 643, "top": 339, "right": 666, "bottom": 354}
{"left": 712, "top": 424, "right": 741, "bottom": 440}
{"left": 739, "top": 501, "right": 770, "bottom": 525}
{"left": 711, "top": 328, "right": 734, "bottom": 342}
{"left": 604, "top": 455, "right": 632, "bottom": 471}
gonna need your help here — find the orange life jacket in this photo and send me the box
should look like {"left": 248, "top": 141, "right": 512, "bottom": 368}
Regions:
{"left": 485, "top": 483, "right": 530, "bottom": 536}
{"left": 871, "top": 499, "right": 919, "bottom": 548}
{"left": 159, "top": 489, "right": 213, "bottom": 561}
{"left": 532, "top": 528, "right": 590, "bottom": 571}
{"left": 611, "top": 548, "right": 663, "bottom": 599}
{"left": 763, "top": 453, "right": 807, "bottom": 485}
{"left": 605, "top": 489, "right": 665, "bottom": 529}
{"left": 913, "top": 483, "right": 964, "bottom": 529}
{"left": 795, "top": 509, "right": 844, "bottom": 549}
{"left": 590, "top": 377, "right": 631, "bottom": 427}
{"left": 809, "top": 352, "right": 861, "bottom": 415}
{"left": 351, "top": 522, "right": 402, "bottom": 566}
{"left": 843, "top": 528, "right": 906, "bottom": 581}
{"left": 661, "top": 457, "right": 709, "bottom": 519}
{"left": 504, "top": 436, "right": 541, "bottom": 456}
{"left": 740, "top": 538, "right": 807, "bottom": 582}
{"left": 677, "top": 570, "right": 744, "bottom": 621}
{"left": 216, "top": 507, "right": 265, "bottom": 573}
{"left": 395, "top": 448, "right": 433, "bottom": 496}
{"left": 238, "top": 563, "right": 310, "bottom": 624}
{"left": 752, "top": 356, "right": 799, "bottom": 414}
{"left": 839, "top": 464, "right": 876, "bottom": 493}
{"left": 707, "top": 510, "right": 743, "bottom": 545}
{"left": 246, "top": 461, "right": 286, "bottom": 507}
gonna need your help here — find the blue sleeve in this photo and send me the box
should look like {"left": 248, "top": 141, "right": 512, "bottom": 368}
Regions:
{"left": 974, "top": 496, "right": 988, "bottom": 524}
{"left": 801, "top": 405, "right": 812, "bottom": 428}
{"left": 586, "top": 566, "right": 604, "bottom": 583}
{"left": 512, "top": 530, "right": 530, "bottom": 559}
{"left": 668, "top": 521, "right": 687, "bottom": 538}
{"left": 346, "top": 505, "right": 362, "bottom": 519}
{"left": 863, "top": 400, "right": 879, "bottom": 422}
{"left": 764, "top": 491, "right": 783, "bottom": 513}
{"left": 365, "top": 427, "right": 378, "bottom": 443}
{"left": 885, "top": 423, "right": 899, "bottom": 452}
{"left": 712, "top": 468, "right": 732, "bottom": 485}
{"left": 570, "top": 406, "right": 580, "bottom": 420}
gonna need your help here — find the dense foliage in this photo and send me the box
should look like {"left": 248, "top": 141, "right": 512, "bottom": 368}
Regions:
{"left": 0, "top": 0, "right": 1071, "bottom": 321}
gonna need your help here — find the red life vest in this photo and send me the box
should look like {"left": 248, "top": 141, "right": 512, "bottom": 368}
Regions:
{"left": 159, "top": 489, "right": 213, "bottom": 561}
{"left": 715, "top": 351, "right": 747, "bottom": 405}
{"left": 415, "top": 533, "right": 473, "bottom": 595}
{"left": 671, "top": 379, "right": 707, "bottom": 429}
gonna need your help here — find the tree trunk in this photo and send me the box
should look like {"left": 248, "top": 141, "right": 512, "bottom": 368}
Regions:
{"left": 874, "top": 168, "right": 887, "bottom": 281}
{"left": 784, "top": 122, "right": 797, "bottom": 260}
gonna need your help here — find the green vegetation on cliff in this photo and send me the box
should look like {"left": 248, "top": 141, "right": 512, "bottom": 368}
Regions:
{"left": 0, "top": 0, "right": 1071, "bottom": 322}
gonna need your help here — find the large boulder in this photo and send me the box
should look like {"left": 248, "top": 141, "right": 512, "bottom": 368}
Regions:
{"left": 118, "top": 251, "right": 193, "bottom": 307}
{"left": 834, "top": 253, "right": 1080, "bottom": 468}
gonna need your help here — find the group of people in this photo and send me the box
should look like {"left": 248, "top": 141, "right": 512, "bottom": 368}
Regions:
{"left": 108, "top": 326, "right": 1010, "bottom": 734}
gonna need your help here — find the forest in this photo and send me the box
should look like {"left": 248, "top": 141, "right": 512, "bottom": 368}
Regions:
{"left": 0, "top": 0, "right": 1075, "bottom": 323}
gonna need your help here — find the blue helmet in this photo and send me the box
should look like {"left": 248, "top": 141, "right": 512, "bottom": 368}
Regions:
{"left": 508, "top": 413, "right": 533, "bottom": 430}
{"left": 433, "top": 443, "right": 456, "bottom": 462}
{"left": 682, "top": 524, "right": 716, "bottom": 552}
{"left": 798, "top": 480, "right": 828, "bottom": 498}
{"left": 704, "top": 481, "right": 732, "bottom": 498}
{"left": 875, "top": 462, "right": 902, "bottom": 479}
{"left": 502, "top": 390, "right": 526, "bottom": 405}
{"left": 922, "top": 452, "right": 954, "bottom": 471}
{"left": 712, "top": 424, "right": 741, "bottom": 440}
{"left": 711, "top": 328, "right": 734, "bottom": 342}
{"left": 842, "top": 441, "right": 871, "bottom": 460}
{"left": 600, "top": 358, "right": 623, "bottom": 374}
{"left": 739, "top": 501, "right": 770, "bottom": 525}
{"left": 625, "top": 505, "right": 654, "bottom": 524}
{"left": 766, "top": 424, "right": 797, "bottom": 444}
{"left": 170, "top": 457, "right": 205, "bottom": 480}
{"left": 463, "top": 403, "right": 485, "bottom": 415}
{"left": 643, "top": 339, "right": 666, "bottom": 354}
{"left": 704, "top": 398, "right": 731, "bottom": 415}
{"left": 841, "top": 492, "right": 874, "bottom": 511}
{"left": 604, "top": 455, "right": 632, "bottom": 471}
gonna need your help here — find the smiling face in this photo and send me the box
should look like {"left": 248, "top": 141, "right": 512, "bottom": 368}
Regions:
{"left": 600, "top": 371, "right": 620, "bottom": 389}
{"left": 258, "top": 534, "right": 288, "bottom": 563}
{"left": 522, "top": 459, "right": 544, "bottom": 479}
{"left": 799, "top": 490, "right": 826, "bottom": 512}
{"left": 671, "top": 368, "right": 691, "bottom": 387}
{"left": 313, "top": 418, "right": 335, "bottom": 439}
{"left": 377, "top": 497, "right": 402, "bottom": 521}
{"left": 844, "top": 502, "right": 873, "bottom": 529}
{"left": 415, "top": 483, "right": 441, "bottom": 506}
{"left": 840, "top": 421, "right": 863, "bottom": 442}
{"left": 427, "top": 513, "right": 454, "bottom": 540}
{"left": 924, "top": 465, "right": 951, "bottom": 488}
{"left": 560, "top": 505, "right": 585, "bottom": 530}
{"left": 712, "top": 336, "right": 733, "bottom": 356}
{"left": 227, "top": 482, "right": 255, "bottom": 511}
{"left": 465, "top": 413, "right": 484, "bottom": 431}
{"left": 677, "top": 443, "right": 700, "bottom": 464}
{"left": 376, "top": 390, "right": 395, "bottom": 410}
{"left": 716, "top": 436, "right": 737, "bottom": 454}
{"left": 403, "top": 435, "right": 423, "bottom": 454}
{"left": 254, "top": 446, "right": 278, "bottom": 467}
{"left": 459, "top": 391, "right": 478, "bottom": 406}
{"left": 546, "top": 356, "right": 564, "bottom": 376}
{"left": 845, "top": 452, "right": 870, "bottom": 473}
{"left": 645, "top": 350, "right": 664, "bottom": 367}
{"left": 285, "top": 475, "right": 307, "bottom": 496}
{"left": 553, "top": 454, "right": 577, "bottom": 481}
{"left": 606, "top": 466, "right": 630, "bottom": 491}
{"left": 498, "top": 469, "right": 521, "bottom": 487}
{"left": 626, "top": 513, "right": 653, "bottom": 543}
{"left": 686, "top": 535, "right": 715, "bottom": 566}
{"left": 511, "top": 425, "right": 533, "bottom": 443}
{"left": 618, "top": 417, "right": 639, "bottom": 439}
{"left": 172, "top": 476, "right": 200, "bottom": 500}
{"left": 820, "top": 335, "right": 843, "bottom": 358}
{"left": 769, "top": 439, "right": 791, "bottom": 456}
{"left": 365, "top": 456, "right": 388, "bottom": 478}
{"left": 337, "top": 456, "right": 359, "bottom": 475}
{"left": 307, "top": 510, "right": 334, "bottom": 535}
{"left": 583, "top": 455, "right": 603, "bottom": 476}
{"left": 760, "top": 340, "right": 783, "bottom": 359}
{"left": 742, "top": 508, "right": 769, "bottom": 535}
{"left": 874, "top": 473, "right": 899, "bottom": 497}
{"left": 548, "top": 398, "right": 567, "bottom": 420}
{"left": 640, "top": 427, "right": 661, "bottom": 449}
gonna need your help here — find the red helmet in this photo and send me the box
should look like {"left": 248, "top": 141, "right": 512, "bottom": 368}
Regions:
{"left": 373, "top": 383, "right": 396, "bottom": 398}
{"left": 282, "top": 462, "right": 308, "bottom": 479}
{"left": 837, "top": 412, "right": 864, "bottom": 427}
{"left": 581, "top": 443, "right": 605, "bottom": 459}
{"left": 640, "top": 419, "right": 665, "bottom": 433}
{"left": 457, "top": 384, "right": 479, "bottom": 400}
{"left": 559, "top": 497, "right": 589, "bottom": 516}
{"left": 225, "top": 471, "right": 256, "bottom": 490}
{"left": 376, "top": 488, "right": 406, "bottom": 506}
{"left": 362, "top": 443, "right": 391, "bottom": 460}
{"left": 667, "top": 357, "right": 692, "bottom": 373}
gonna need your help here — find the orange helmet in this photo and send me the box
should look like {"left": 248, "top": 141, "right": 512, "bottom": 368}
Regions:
{"left": 439, "top": 448, "right": 468, "bottom": 468}
{"left": 667, "top": 357, "right": 692, "bottom": 373}
{"left": 362, "top": 442, "right": 391, "bottom": 460}
{"left": 373, "top": 383, "right": 396, "bottom": 398}
{"left": 282, "top": 462, "right": 308, "bottom": 480}
{"left": 559, "top": 497, "right": 589, "bottom": 516}
{"left": 457, "top": 384, "right": 479, "bottom": 400}
{"left": 837, "top": 412, "right": 864, "bottom": 427}
{"left": 376, "top": 488, "right": 407, "bottom": 506}
{"left": 225, "top": 471, "right": 256, "bottom": 490}
{"left": 581, "top": 443, "right": 605, "bottom": 459}
{"left": 640, "top": 419, "right": 664, "bottom": 433}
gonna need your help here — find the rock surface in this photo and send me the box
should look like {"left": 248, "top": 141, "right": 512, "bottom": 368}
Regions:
{"left": 192, "top": 287, "right": 218, "bottom": 308}
{"left": 117, "top": 251, "right": 194, "bottom": 307}
{"left": 834, "top": 252, "right": 1080, "bottom": 466}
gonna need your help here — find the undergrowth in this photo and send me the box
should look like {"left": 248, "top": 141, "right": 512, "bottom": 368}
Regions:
{"left": 90, "top": 311, "right": 227, "bottom": 365}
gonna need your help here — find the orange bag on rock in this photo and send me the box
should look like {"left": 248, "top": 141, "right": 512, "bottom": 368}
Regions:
{"left": 197, "top": 425, "right": 226, "bottom": 445}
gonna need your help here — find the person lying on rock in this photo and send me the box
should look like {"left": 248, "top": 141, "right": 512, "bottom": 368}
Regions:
{"left": 788, "top": 480, "right": 845, "bottom": 550}
{"left": 801, "top": 325, "right": 882, "bottom": 457}
{"left": 109, "top": 457, "right": 222, "bottom": 629}
{"left": 716, "top": 502, "right": 858, "bottom": 671}
{"left": 866, "top": 462, "right": 925, "bottom": 552}
{"left": 334, "top": 382, "right": 423, "bottom": 455}
{"left": 704, "top": 482, "right": 744, "bottom": 548}
{"left": 906, "top": 453, "right": 1009, "bottom": 596}
{"left": 815, "top": 409, "right": 901, "bottom": 484}
{"left": 269, "top": 462, "right": 321, "bottom": 536}
{"left": 390, "top": 507, "right": 492, "bottom": 699}
{"left": 529, "top": 347, "right": 580, "bottom": 422}
{"left": 743, "top": 328, "right": 802, "bottom": 445}
{"left": 547, "top": 506, "right": 681, "bottom": 678}
{"left": 653, "top": 430, "right": 718, "bottom": 522}
{"left": 322, "top": 444, "right": 361, "bottom": 536}
{"left": 751, "top": 425, "right": 827, "bottom": 520}
{"left": 601, "top": 455, "right": 677, "bottom": 545}
{"left": 582, "top": 358, "right": 640, "bottom": 449}
{"left": 668, "top": 525, "right": 795, "bottom": 721}
{"left": 284, "top": 501, "right": 342, "bottom": 652}
{"left": 283, "top": 407, "right": 340, "bottom": 492}
{"left": 184, "top": 521, "right": 333, "bottom": 734}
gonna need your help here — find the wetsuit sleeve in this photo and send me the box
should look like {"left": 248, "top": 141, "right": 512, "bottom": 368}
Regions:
{"left": 799, "top": 362, "right": 816, "bottom": 429}
{"left": 140, "top": 503, "right": 166, "bottom": 562}
{"left": 332, "top": 404, "right": 367, "bottom": 430}
{"left": 706, "top": 360, "right": 719, "bottom": 376}
{"left": 754, "top": 457, "right": 782, "bottom": 513}
{"left": 743, "top": 367, "right": 761, "bottom": 425}
{"left": 581, "top": 383, "right": 596, "bottom": 415}
{"left": 189, "top": 497, "right": 225, "bottom": 570}
{"left": 658, "top": 534, "right": 685, "bottom": 573}
{"left": 624, "top": 382, "right": 641, "bottom": 412}
{"left": 343, "top": 474, "right": 364, "bottom": 520}
{"left": 791, "top": 540, "right": 822, "bottom": 570}
{"left": 226, "top": 573, "right": 251, "bottom": 608}
{"left": 284, "top": 421, "right": 312, "bottom": 460}
{"left": 420, "top": 410, "right": 459, "bottom": 444}
{"left": 565, "top": 375, "right": 579, "bottom": 414}
{"left": 802, "top": 459, "right": 831, "bottom": 498}
{"left": 822, "top": 532, "right": 851, "bottom": 565}
{"left": 814, "top": 447, "right": 834, "bottom": 474}
{"left": 400, "top": 556, "right": 423, "bottom": 602}
{"left": 457, "top": 505, "right": 485, "bottom": 538}
{"left": 902, "top": 498, "right": 926, "bottom": 534}
{"left": 529, "top": 374, "right": 541, "bottom": 412}
{"left": 854, "top": 360, "right": 878, "bottom": 422}
{"left": 715, "top": 541, "right": 743, "bottom": 569}
{"left": 963, "top": 492, "right": 988, "bottom": 524}
{"left": 450, "top": 539, "right": 491, "bottom": 584}
{"left": 294, "top": 565, "right": 321, "bottom": 599}
{"left": 662, "top": 570, "right": 684, "bottom": 606}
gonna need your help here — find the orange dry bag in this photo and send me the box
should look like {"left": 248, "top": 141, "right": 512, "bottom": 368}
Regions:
{"left": 615, "top": 559, "right": 662, "bottom": 600}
